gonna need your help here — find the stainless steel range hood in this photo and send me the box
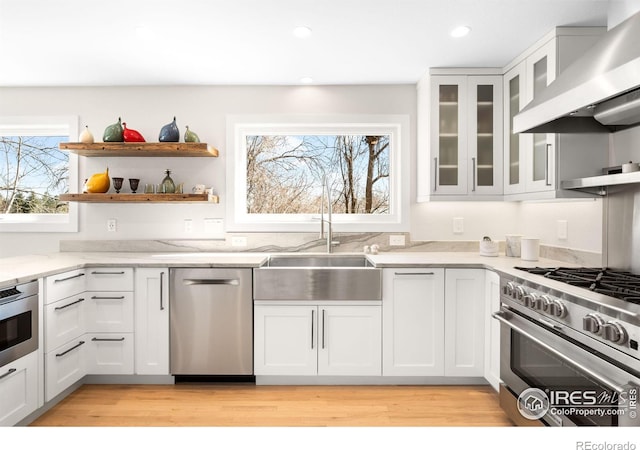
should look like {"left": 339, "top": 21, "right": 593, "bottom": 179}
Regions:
{"left": 513, "top": 11, "right": 640, "bottom": 134}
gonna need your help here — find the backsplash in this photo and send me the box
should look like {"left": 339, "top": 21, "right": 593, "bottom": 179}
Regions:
{"left": 59, "top": 233, "right": 602, "bottom": 266}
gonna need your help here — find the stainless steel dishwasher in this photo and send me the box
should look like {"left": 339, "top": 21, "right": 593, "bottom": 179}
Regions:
{"left": 169, "top": 268, "right": 253, "bottom": 377}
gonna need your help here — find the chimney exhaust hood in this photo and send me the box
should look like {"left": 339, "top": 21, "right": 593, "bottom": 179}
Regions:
{"left": 513, "top": 11, "right": 640, "bottom": 134}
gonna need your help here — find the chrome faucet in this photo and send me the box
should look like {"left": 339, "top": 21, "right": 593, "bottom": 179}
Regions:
{"left": 319, "top": 176, "right": 338, "bottom": 253}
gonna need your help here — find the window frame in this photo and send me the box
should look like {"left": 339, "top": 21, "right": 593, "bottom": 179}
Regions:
{"left": 0, "top": 115, "right": 79, "bottom": 233}
{"left": 226, "top": 114, "right": 410, "bottom": 232}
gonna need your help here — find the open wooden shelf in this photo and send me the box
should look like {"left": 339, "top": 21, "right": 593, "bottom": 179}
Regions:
{"left": 59, "top": 193, "right": 219, "bottom": 203}
{"left": 59, "top": 142, "right": 219, "bottom": 157}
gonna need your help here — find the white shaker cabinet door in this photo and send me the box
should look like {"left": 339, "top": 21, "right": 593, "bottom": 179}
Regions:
{"left": 0, "top": 351, "right": 38, "bottom": 426}
{"left": 382, "top": 268, "right": 445, "bottom": 376}
{"left": 134, "top": 268, "right": 170, "bottom": 375}
{"left": 444, "top": 269, "right": 486, "bottom": 377}
{"left": 254, "top": 305, "right": 317, "bottom": 376}
{"left": 318, "top": 305, "right": 381, "bottom": 376}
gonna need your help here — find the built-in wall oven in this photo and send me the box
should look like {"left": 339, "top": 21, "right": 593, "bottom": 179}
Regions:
{"left": 495, "top": 268, "right": 640, "bottom": 426}
{"left": 0, "top": 280, "right": 38, "bottom": 368}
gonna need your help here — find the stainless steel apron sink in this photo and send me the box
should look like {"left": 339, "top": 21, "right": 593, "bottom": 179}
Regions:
{"left": 253, "top": 255, "right": 381, "bottom": 301}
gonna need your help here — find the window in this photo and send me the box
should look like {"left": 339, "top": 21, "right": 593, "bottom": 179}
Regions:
{"left": 227, "top": 115, "right": 409, "bottom": 232}
{"left": 0, "top": 116, "right": 78, "bottom": 232}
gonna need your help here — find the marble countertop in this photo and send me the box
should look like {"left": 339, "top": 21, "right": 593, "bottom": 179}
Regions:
{"left": 0, "top": 250, "right": 574, "bottom": 288}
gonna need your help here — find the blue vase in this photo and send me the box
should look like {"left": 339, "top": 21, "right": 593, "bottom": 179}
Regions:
{"left": 159, "top": 117, "right": 180, "bottom": 142}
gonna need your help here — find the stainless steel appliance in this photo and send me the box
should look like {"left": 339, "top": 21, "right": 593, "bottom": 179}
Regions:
{"left": 495, "top": 267, "right": 640, "bottom": 426}
{"left": 169, "top": 268, "right": 253, "bottom": 378}
{"left": 0, "top": 280, "right": 38, "bottom": 368}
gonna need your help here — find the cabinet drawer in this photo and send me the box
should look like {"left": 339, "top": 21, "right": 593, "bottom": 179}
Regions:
{"left": 44, "top": 269, "right": 86, "bottom": 305}
{"left": 45, "top": 338, "right": 87, "bottom": 402}
{"left": 45, "top": 294, "right": 86, "bottom": 352}
{"left": 0, "top": 351, "right": 38, "bottom": 426}
{"left": 86, "top": 268, "right": 134, "bottom": 291}
{"left": 86, "top": 333, "right": 134, "bottom": 375}
{"left": 85, "top": 292, "right": 134, "bottom": 332}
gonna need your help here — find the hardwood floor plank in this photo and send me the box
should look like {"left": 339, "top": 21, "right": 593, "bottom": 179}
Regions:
{"left": 29, "top": 384, "right": 514, "bottom": 427}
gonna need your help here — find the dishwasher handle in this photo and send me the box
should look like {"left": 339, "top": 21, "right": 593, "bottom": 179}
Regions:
{"left": 182, "top": 278, "right": 240, "bottom": 286}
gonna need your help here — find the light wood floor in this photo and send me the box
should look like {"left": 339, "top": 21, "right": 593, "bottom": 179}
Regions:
{"left": 30, "top": 384, "right": 513, "bottom": 427}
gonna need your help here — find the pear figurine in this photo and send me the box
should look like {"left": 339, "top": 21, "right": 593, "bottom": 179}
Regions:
{"left": 84, "top": 167, "right": 110, "bottom": 193}
{"left": 123, "top": 122, "right": 146, "bottom": 142}
{"left": 159, "top": 116, "right": 180, "bottom": 142}
{"left": 184, "top": 125, "right": 200, "bottom": 143}
{"left": 79, "top": 125, "right": 94, "bottom": 144}
{"left": 103, "top": 117, "right": 124, "bottom": 142}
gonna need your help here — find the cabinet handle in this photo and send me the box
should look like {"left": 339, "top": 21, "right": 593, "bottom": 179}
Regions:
{"left": 433, "top": 157, "right": 438, "bottom": 191}
{"left": 91, "top": 337, "right": 125, "bottom": 342}
{"left": 56, "top": 340, "right": 85, "bottom": 358}
{"left": 91, "top": 295, "right": 125, "bottom": 300}
{"left": 160, "top": 271, "right": 165, "bottom": 311}
{"left": 311, "top": 309, "right": 315, "bottom": 350}
{"left": 0, "top": 368, "right": 17, "bottom": 380}
{"left": 472, "top": 157, "right": 476, "bottom": 192}
{"left": 53, "top": 272, "right": 85, "bottom": 283}
{"left": 394, "top": 272, "right": 435, "bottom": 276}
{"left": 54, "top": 297, "right": 85, "bottom": 310}
{"left": 322, "top": 309, "right": 326, "bottom": 349}
{"left": 545, "top": 143, "right": 552, "bottom": 186}
{"left": 91, "top": 271, "right": 126, "bottom": 275}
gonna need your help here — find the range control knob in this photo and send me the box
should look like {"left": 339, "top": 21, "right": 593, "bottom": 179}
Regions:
{"left": 582, "top": 313, "right": 605, "bottom": 335}
{"left": 534, "top": 295, "right": 552, "bottom": 312}
{"left": 602, "top": 321, "right": 628, "bottom": 345}
{"left": 547, "top": 299, "right": 567, "bottom": 319}
{"left": 523, "top": 293, "right": 537, "bottom": 308}
{"left": 514, "top": 286, "right": 526, "bottom": 301}
{"left": 504, "top": 282, "right": 515, "bottom": 296}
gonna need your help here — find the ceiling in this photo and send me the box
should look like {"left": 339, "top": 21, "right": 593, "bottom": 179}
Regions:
{"left": 0, "top": 0, "right": 610, "bottom": 87}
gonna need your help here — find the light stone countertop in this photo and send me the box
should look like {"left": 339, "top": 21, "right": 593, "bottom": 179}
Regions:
{"left": 0, "top": 250, "right": 576, "bottom": 289}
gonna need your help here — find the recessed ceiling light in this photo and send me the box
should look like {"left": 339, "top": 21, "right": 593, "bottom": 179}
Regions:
{"left": 300, "top": 77, "right": 314, "bottom": 84}
{"left": 450, "top": 25, "right": 471, "bottom": 38}
{"left": 293, "top": 26, "right": 312, "bottom": 39}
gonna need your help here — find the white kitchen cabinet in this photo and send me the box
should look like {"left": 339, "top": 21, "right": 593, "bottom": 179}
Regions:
{"left": 444, "top": 269, "right": 485, "bottom": 377}
{"left": 503, "top": 27, "right": 607, "bottom": 200}
{"left": 382, "top": 268, "right": 445, "bottom": 376}
{"left": 318, "top": 305, "right": 381, "bottom": 376}
{"left": 418, "top": 70, "right": 503, "bottom": 200}
{"left": 254, "top": 303, "right": 381, "bottom": 377}
{"left": 86, "top": 267, "right": 134, "bottom": 291}
{"left": 84, "top": 292, "right": 134, "bottom": 333}
{"left": 254, "top": 305, "right": 317, "bottom": 376}
{"left": 0, "top": 351, "right": 38, "bottom": 426}
{"left": 44, "top": 268, "right": 86, "bottom": 305}
{"left": 484, "top": 270, "right": 501, "bottom": 391}
{"left": 44, "top": 293, "right": 86, "bottom": 353}
{"left": 45, "top": 337, "right": 87, "bottom": 401}
{"left": 85, "top": 333, "right": 134, "bottom": 375}
{"left": 134, "top": 268, "right": 170, "bottom": 375}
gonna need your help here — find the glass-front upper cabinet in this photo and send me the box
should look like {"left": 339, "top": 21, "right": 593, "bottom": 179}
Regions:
{"left": 503, "top": 63, "right": 527, "bottom": 195}
{"left": 525, "top": 41, "right": 556, "bottom": 193}
{"left": 429, "top": 73, "right": 502, "bottom": 198}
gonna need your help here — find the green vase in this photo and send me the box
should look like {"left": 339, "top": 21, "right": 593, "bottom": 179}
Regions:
{"left": 103, "top": 117, "right": 124, "bottom": 142}
{"left": 161, "top": 169, "right": 175, "bottom": 193}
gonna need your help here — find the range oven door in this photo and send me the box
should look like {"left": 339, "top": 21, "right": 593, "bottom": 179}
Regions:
{"left": 494, "top": 308, "right": 640, "bottom": 427}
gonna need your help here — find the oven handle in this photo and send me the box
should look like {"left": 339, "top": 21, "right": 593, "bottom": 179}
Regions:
{"left": 492, "top": 311, "right": 626, "bottom": 394}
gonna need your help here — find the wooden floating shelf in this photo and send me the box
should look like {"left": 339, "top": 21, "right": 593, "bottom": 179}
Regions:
{"left": 59, "top": 142, "right": 219, "bottom": 157}
{"left": 59, "top": 193, "right": 219, "bottom": 203}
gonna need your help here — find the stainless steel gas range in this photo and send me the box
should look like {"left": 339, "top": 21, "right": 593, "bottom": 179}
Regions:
{"left": 495, "top": 267, "right": 640, "bottom": 427}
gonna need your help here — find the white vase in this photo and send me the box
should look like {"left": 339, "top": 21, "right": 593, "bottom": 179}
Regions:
{"left": 79, "top": 125, "right": 94, "bottom": 144}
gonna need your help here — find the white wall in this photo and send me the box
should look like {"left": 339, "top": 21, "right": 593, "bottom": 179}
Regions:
{"left": 0, "top": 84, "right": 604, "bottom": 257}
{"left": 608, "top": 0, "right": 640, "bottom": 28}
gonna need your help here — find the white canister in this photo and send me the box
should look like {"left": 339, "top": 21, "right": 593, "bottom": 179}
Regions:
{"left": 622, "top": 161, "right": 640, "bottom": 173}
{"left": 521, "top": 238, "right": 540, "bottom": 261}
{"left": 505, "top": 234, "right": 522, "bottom": 257}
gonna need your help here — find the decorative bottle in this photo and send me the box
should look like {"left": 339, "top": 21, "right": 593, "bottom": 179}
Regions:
{"left": 161, "top": 169, "right": 175, "bottom": 193}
